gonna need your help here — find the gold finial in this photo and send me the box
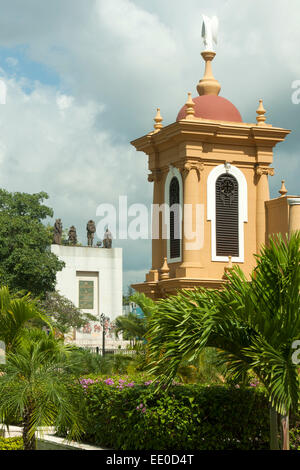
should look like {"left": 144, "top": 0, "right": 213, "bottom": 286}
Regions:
{"left": 279, "top": 180, "right": 288, "bottom": 197}
{"left": 160, "top": 257, "right": 170, "bottom": 280}
{"left": 256, "top": 99, "right": 267, "bottom": 126}
{"left": 185, "top": 93, "right": 195, "bottom": 119}
{"left": 197, "top": 51, "right": 221, "bottom": 96}
{"left": 154, "top": 108, "right": 163, "bottom": 132}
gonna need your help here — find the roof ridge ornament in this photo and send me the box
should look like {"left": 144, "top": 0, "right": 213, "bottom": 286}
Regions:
{"left": 185, "top": 93, "right": 195, "bottom": 119}
{"left": 201, "top": 15, "right": 219, "bottom": 52}
{"left": 197, "top": 15, "right": 221, "bottom": 96}
{"left": 256, "top": 99, "right": 267, "bottom": 126}
{"left": 279, "top": 180, "right": 288, "bottom": 197}
{"left": 154, "top": 108, "right": 163, "bottom": 133}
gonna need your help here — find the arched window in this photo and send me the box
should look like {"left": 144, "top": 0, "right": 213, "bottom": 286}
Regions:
{"left": 169, "top": 177, "right": 181, "bottom": 259}
{"left": 207, "top": 164, "right": 247, "bottom": 263}
{"left": 215, "top": 173, "right": 239, "bottom": 257}
{"left": 164, "top": 166, "right": 183, "bottom": 263}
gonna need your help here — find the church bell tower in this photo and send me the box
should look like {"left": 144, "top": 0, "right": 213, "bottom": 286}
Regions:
{"left": 131, "top": 18, "right": 290, "bottom": 299}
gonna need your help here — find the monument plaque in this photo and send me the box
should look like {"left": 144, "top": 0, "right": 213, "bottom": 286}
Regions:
{"left": 79, "top": 281, "right": 94, "bottom": 310}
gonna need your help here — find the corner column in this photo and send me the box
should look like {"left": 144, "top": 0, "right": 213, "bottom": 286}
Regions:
{"left": 256, "top": 166, "right": 274, "bottom": 252}
{"left": 176, "top": 162, "right": 204, "bottom": 278}
{"left": 146, "top": 170, "right": 162, "bottom": 282}
{"left": 288, "top": 198, "right": 300, "bottom": 235}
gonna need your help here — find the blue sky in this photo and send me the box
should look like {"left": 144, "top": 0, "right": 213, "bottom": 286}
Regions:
{"left": 0, "top": 0, "right": 299, "bottom": 293}
{"left": 0, "top": 46, "right": 61, "bottom": 90}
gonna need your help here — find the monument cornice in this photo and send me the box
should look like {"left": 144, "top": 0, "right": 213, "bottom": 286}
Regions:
{"left": 131, "top": 120, "right": 291, "bottom": 155}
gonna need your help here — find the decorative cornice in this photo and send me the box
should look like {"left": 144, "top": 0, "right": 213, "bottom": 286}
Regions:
{"left": 131, "top": 120, "right": 291, "bottom": 155}
{"left": 202, "top": 142, "right": 214, "bottom": 153}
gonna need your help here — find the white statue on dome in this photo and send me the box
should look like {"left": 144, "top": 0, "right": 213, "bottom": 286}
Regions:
{"left": 201, "top": 15, "right": 219, "bottom": 52}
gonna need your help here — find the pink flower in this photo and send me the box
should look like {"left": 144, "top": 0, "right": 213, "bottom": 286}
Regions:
{"left": 104, "top": 378, "right": 115, "bottom": 386}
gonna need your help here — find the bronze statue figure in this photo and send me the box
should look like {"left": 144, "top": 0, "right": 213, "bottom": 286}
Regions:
{"left": 53, "top": 219, "right": 63, "bottom": 245}
{"left": 87, "top": 220, "right": 96, "bottom": 247}
{"left": 68, "top": 226, "right": 77, "bottom": 246}
{"left": 103, "top": 228, "right": 113, "bottom": 249}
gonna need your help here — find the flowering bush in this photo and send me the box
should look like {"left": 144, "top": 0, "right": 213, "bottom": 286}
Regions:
{"left": 78, "top": 373, "right": 155, "bottom": 391}
{"left": 60, "top": 377, "right": 271, "bottom": 450}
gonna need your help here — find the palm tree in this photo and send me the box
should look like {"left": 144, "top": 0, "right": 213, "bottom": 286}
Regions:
{"left": 146, "top": 232, "right": 300, "bottom": 450}
{"left": 0, "top": 329, "right": 84, "bottom": 450}
{"left": 115, "top": 293, "right": 155, "bottom": 345}
{"left": 115, "top": 312, "right": 146, "bottom": 344}
{"left": 0, "top": 286, "right": 50, "bottom": 352}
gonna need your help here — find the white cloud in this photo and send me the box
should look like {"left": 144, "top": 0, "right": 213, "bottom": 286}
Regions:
{"left": 0, "top": 76, "right": 151, "bottom": 252}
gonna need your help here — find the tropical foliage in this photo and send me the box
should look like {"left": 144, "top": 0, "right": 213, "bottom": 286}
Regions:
{"left": 37, "top": 291, "right": 97, "bottom": 336}
{"left": 0, "top": 437, "right": 23, "bottom": 450}
{"left": 114, "top": 293, "right": 155, "bottom": 344}
{"left": 0, "top": 329, "right": 84, "bottom": 450}
{"left": 0, "top": 189, "right": 64, "bottom": 295}
{"left": 59, "top": 377, "right": 270, "bottom": 450}
{"left": 65, "top": 347, "right": 134, "bottom": 376}
{"left": 0, "top": 286, "right": 50, "bottom": 352}
{"left": 142, "top": 232, "right": 300, "bottom": 450}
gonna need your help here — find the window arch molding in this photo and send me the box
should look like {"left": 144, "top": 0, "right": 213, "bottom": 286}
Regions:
{"left": 207, "top": 163, "right": 248, "bottom": 263}
{"left": 164, "top": 165, "right": 183, "bottom": 264}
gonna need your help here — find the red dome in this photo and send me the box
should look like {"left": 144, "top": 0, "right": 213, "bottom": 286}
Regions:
{"left": 176, "top": 95, "right": 243, "bottom": 123}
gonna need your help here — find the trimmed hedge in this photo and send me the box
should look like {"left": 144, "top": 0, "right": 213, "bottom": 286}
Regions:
{"left": 0, "top": 437, "right": 23, "bottom": 450}
{"left": 69, "top": 379, "right": 270, "bottom": 450}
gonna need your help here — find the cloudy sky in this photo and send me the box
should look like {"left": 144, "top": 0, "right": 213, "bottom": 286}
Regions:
{"left": 0, "top": 0, "right": 299, "bottom": 292}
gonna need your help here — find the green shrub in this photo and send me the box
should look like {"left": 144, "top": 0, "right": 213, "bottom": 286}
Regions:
{"left": 61, "top": 377, "right": 270, "bottom": 450}
{"left": 290, "top": 416, "right": 300, "bottom": 451}
{"left": 0, "top": 437, "right": 23, "bottom": 450}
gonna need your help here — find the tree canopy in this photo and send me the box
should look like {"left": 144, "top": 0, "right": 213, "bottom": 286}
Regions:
{"left": 0, "top": 189, "right": 64, "bottom": 295}
{"left": 38, "top": 291, "right": 97, "bottom": 336}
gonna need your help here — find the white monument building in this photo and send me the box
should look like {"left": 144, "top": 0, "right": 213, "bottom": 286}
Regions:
{"left": 51, "top": 244, "right": 124, "bottom": 349}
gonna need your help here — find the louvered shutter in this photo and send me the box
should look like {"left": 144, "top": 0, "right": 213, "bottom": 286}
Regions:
{"left": 169, "top": 177, "right": 181, "bottom": 259}
{"left": 216, "top": 173, "right": 239, "bottom": 257}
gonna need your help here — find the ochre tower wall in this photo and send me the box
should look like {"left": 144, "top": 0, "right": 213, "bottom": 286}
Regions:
{"left": 132, "top": 120, "right": 290, "bottom": 299}
{"left": 266, "top": 196, "right": 300, "bottom": 240}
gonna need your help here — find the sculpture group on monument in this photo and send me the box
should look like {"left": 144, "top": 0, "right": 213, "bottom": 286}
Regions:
{"left": 52, "top": 219, "right": 113, "bottom": 248}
